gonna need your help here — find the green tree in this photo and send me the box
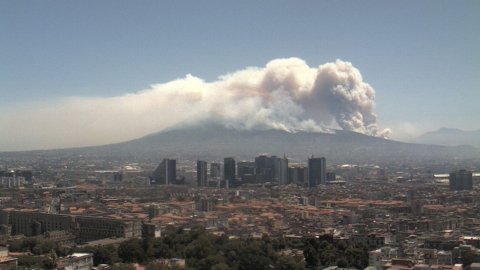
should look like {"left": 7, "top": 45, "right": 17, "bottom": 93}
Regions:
{"left": 40, "top": 256, "right": 56, "bottom": 270}
{"left": 32, "top": 239, "right": 56, "bottom": 255}
{"left": 94, "top": 245, "right": 121, "bottom": 265}
{"left": 276, "top": 256, "right": 306, "bottom": 270}
{"left": 111, "top": 263, "right": 136, "bottom": 270}
{"left": 118, "top": 239, "right": 146, "bottom": 263}
{"left": 211, "top": 262, "right": 230, "bottom": 270}
{"left": 461, "top": 250, "right": 477, "bottom": 267}
{"left": 337, "top": 258, "right": 348, "bottom": 268}
{"left": 303, "top": 245, "right": 319, "bottom": 268}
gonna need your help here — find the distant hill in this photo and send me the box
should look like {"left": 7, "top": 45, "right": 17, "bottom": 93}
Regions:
{"left": 414, "top": 127, "right": 480, "bottom": 148}
{"left": 1, "top": 124, "right": 478, "bottom": 163}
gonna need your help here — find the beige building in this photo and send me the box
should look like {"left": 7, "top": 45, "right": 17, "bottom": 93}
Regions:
{"left": 0, "top": 246, "right": 18, "bottom": 270}
{"left": 0, "top": 210, "right": 142, "bottom": 243}
{"left": 76, "top": 216, "right": 142, "bottom": 242}
{"left": 56, "top": 253, "right": 93, "bottom": 270}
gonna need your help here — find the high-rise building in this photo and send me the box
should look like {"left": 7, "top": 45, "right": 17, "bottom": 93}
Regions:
{"left": 276, "top": 156, "right": 289, "bottom": 185}
{"left": 210, "top": 163, "right": 222, "bottom": 178}
{"left": 289, "top": 165, "right": 307, "bottom": 185}
{"left": 150, "top": 159, "right": 176, "bottom": 185}
{"left": 308, "top": 157, "right": 326, "bottom": 188}
{"left": 255, "top": 155, "right": 289, "bottom": 183}
{"left": 255, "top": 155, "right": 274, "bottom": 182}
{"left": 449, "top": 170, "right": 473, "bottom": 191}
{"left": 237, "top": 161, "right": 256, "bottom": 182}
{"left": 197, "top": 160, "right": 208, "bottom": 187}
{"left": 224, "top": 157, "right": 236, "bottom": 182}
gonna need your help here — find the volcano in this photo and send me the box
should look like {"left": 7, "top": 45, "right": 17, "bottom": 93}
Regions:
{"left": 1, "top": 123, "right": 478, "bottom": 163}
{"left": 68, "top": 123, "right": 479, "bottom": 163}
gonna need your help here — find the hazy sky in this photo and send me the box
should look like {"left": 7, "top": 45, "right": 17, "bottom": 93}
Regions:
{"left": 1, "top": 1, "right": 479, "bottom": 151}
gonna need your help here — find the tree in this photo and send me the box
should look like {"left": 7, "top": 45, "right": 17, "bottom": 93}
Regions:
{"left": 211, "top": 263, "right": 230, "bottom": 270}
{"left": 146, "top": 261, "right": 173, "bottom": 270}
{"left": 32, "top": 239, "right": 56, "bottom": 255}
{"left": 111, "top": 263, "right": 135, "bottom": 270}
{"left": 118, "top": 239, "right": 146, "bottom": 263}
{"left": 40, "top": 256, "right": 56, "bottom": 270}
{"left": 461, "top": 250, "right": 477, "bottom": 267}
{"left": 337, "top": 258, "right": 348, "bottom": 268}
{"left": 276, "top": 256, "right": 305, "bottom": 270}
{"left": 303, "top": 245, "right": 319, "bottom": 268}
{"left": 94, "top": 245, "right": 121, "bottom": 265}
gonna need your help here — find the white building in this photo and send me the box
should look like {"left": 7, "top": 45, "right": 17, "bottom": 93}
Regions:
{"left": 369, "top": 246, "right": 398, "bottom": 270}
{"left": 57, "top": 253, "right": 94, "bottom": 270}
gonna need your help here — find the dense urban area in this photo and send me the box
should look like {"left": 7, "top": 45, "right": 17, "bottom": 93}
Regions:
{"left": 0, "top": 153, "right": 479, "bottom": 270}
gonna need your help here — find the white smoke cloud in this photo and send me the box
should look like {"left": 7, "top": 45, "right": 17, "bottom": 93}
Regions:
{"left": 0, "top": 58, "right": 391, "bottom": 151}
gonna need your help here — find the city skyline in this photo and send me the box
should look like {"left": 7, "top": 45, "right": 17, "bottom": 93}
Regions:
{"left": 1, "top": 1, "right": 479, "bottom": 151}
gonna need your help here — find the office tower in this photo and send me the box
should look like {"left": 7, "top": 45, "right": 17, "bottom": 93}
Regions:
{"left": 210, "top": 163, "right": 222, "bottom": 178}
{"left": 223, "top": 157, "right": 236, "bottom": 181}
{"left": 150, "top": 159, "right": 176, "bottom": 185}
{"left": 254, "top": 155, "right": 289, "bottom": 184}
{"left": 277, "top": 156, "right": 289, "bottom": 185}
{"left": 197, "top": 160, "right": 208, "bottom": 187}
{"left": 288, "top": 165, "right": 307, "bottom": 185}
{"left": 237, "top": 161, "right": 256, "bottom": 182}
{"left": 308, "top": 157, "right": 326, "bottom": 188}
{"left": 449, "top": 169, "right": 473, "bottom": 191}
{"left": 255, "top": 155, "right": 274, "bottom": 182}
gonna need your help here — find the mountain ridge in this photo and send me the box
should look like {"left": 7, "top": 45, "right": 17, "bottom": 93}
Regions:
{"left": 414, "top": 127, "right": 480, "bottom": 148}
{"left": 1, "top": 124, "right": 478, "bottom": 163}
{"left": 71, "top": 124, "right": 480, "bottom": 162}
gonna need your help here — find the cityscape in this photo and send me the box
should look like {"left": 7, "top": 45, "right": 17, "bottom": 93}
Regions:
{"left": 0, "top": 152, "right": 479, "bottom": 269}
{"left": 1, "top": 1, "right": 480, "bottom": 270}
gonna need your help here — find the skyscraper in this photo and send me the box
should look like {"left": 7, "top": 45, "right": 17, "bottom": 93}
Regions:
{"left": 237, "top": 161, "right": 256, "bottom": 182}
{"left": 288, "top": 165, "right": 307, "bottom": 185}
{"left": 308, "top": 157, "right": 326, "bottom": 188}
{"left": 253, "top": 155, "right": 289, "bottom": 184}
{"left": 150, "top": 159, "right": 176, "bottom": 185}
{"left": 255, "top": 155, "right": 274, "bottom": 182}
{"left": 210, "top": 163, "right": 222, "bottom": 178}
{"left": 449, "top": 169, "right": 473, "bottom": 191}
{"left": 197, "top": 160, "right": 208, "bottom": 187}
{"left": 276, "top": 156, "right": 289, "bottom": 185}
{"left": 224, "top": 157, "right": 236, "bottom": 182}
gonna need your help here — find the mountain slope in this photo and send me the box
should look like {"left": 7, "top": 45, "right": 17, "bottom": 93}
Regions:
{"left": 91, "top": 124, "right": 478, "bottom": 162}
{"left": 414, "top": 127, "right": 480, "bottom": 148}
{"left": 1, "top": 124, "right": 478, "bottom": 163}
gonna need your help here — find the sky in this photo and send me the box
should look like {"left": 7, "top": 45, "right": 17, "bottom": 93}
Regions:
{"left": 1, "top": 1, "right": 479, "bottom": 151}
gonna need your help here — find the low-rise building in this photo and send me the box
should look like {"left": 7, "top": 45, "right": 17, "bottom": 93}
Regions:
{"left": 56, "top": 253, "right": 94, "bottom": 270}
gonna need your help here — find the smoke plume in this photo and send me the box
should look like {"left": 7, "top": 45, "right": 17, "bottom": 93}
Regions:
{"left": 0, "top": 58, "right": 391, "bottom": 151}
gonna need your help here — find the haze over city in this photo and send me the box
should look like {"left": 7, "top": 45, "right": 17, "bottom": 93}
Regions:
{"left": 1, "top": 1, "right": 479, "bottom": 151}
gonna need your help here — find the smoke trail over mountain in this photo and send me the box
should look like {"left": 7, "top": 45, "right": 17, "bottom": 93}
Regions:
{"left": 0, "top": 58, "right": 391, "bottom": 150}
